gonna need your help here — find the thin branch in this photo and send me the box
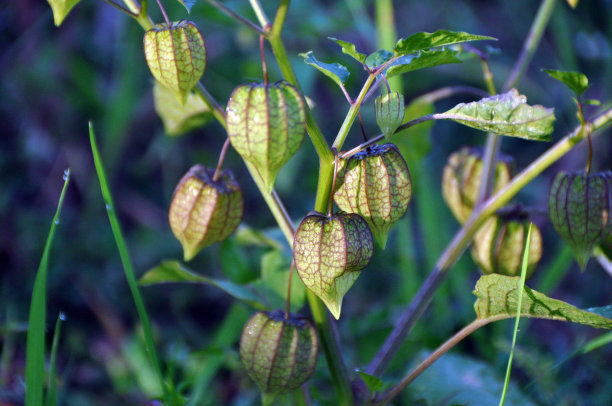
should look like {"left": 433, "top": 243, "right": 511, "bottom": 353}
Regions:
{"left": 365, "top": 107, "right": 612, "bottom": 377}
{"left": 102, "top": 0, "right": 138, "bottom": 16}
{"left": 249, "top": 0, "right": 271, "bottom": 27}
{"left": 204, "top": 0, "right": 267, "bottom": 36}
{"left": 373, "top": 318, "right": 499, "bottom": 405}
{"left": 212, "top": 137, "right": 231, "bottom": 182}
{"left": 416, "top": 85, "right": 489, "bottom": 104}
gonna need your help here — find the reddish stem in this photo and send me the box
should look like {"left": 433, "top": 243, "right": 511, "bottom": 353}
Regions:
{"left": 358, "top": 111, "right": 369, "bottom": 142}
{"left": 213, "top": 138, "right": 231, "bottom": 182}
{"left": 155, "top": 0, "right": 171, "bottom": 26}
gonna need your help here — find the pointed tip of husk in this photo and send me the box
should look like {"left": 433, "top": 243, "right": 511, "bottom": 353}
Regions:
{"left": 576, "top": 252, "right": 591, "bottom": 271}
{"left": 182, "top": 245, "right": 198, "bottom": 262}
{"left": 373, "top": 231, "right": 389, "bottom": 250}
{"left": 323, "top": 298, "right": 343, "bottom": 320}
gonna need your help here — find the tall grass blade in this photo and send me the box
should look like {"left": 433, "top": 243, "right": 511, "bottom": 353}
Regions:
{"left": 45, "top": 313, "right": 65, "bottom": 406}
{"left": 499, "top": 223, "right": 533, "bottom": 406}
{"left": 89, "top": 122, "right": 174, "bottom": 405}
{"left": 25, "top": 169, "right": 70, "bottom": 406}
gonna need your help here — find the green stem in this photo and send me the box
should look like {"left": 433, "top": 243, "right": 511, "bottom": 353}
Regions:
{"left": 373, "top": 318, "right": 500, "bottom": 406}
{"left": 504, "top": 0, "right": 557, "bottom": 91}
{"left": 204, "top": 0, "right": 267, "bottom": 36}
{"left": 332, "top": 73, "right": 377, "bottom": 150}
{"left": 375, "top": 0, "right": 402, "bottom": 92}
{"left": 366, "top": 108, "right": 612, "bottom": 377}
{"left": 249, "top": 0, "right": 270, "bottom": 27}
{"left": 89, "top": 123, "right": 173, "bottom": 405}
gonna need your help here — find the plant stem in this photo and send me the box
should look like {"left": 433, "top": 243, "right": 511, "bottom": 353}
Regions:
{"left": 366, "top": 107, "right": 612, "bottom": 377}
{"left": 212, "top": 137, "right": 230, "bottom": 182}
{"left": 416, "top": 85, "right": 489, "bottom": 104}
{"left": 373, "top": 318, "right": 499, "bottom": 406}
{"left": 102, "top": 0, "right": 138, "bottom": 17}
{"left": 504, "top": 0, "right": 557, "bottom": 91}
{"left": 204, "top": 0, "right": 267, "bottom": 36}
{"left": 155, "top": 0, "right": 170, "bottom": 26}
{"left": 260, "top": 35, "right": 268, "bottom": 85}
{"left": 249, "top": 0, "right": 270, "bottom": 27}
{"left": 285, "top": 262, "right": 295, "bottom": 318}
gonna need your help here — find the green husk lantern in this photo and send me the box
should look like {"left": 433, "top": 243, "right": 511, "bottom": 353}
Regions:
{"left": 334, "top": 143, "right": 412, "bottom": 248}
{"left": 240, "top": 310, "right": 318, "bottom": 397}
{"left": 442, "top": 147, "right": 513, "bottom": 224}
{"left": 293, "top": 212, "right": 374, "bottom": 319}
{"left": 144, "top": 20, "right": 206, "bottom": 105}
{"left": 548, "top": 170, "right": 612, "bottom": 269}
{"left": 168, "top": 164, "right": 243, "bottom": 261}
{"left": 226, "top": 81, "right": 306, "bottom": 191}
{"left": 375, "top": 91, "right": 405, "bottom": 139}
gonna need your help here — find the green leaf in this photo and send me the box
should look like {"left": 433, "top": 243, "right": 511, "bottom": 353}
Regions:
{"left": 47, "top": 0, "right": 82, "bottom": 26}
{"left": 365, "top": 49, "right": 394, "bottom": 69}
{"left": 543, "top": 69, "right": 589, "bottom": 96}
{"left": 437, "top": 89, "right": 555, "bottom": 141}
{"left": 252, "top": 250, "right": 306, "bottom": 312}
{"left": 233, "top": 225, "right": 283, "bottom": 250}
{"left": 153, "top": 81, "right": 212, "bottom": 136}
{"left": 473, "top": 274, "right": 612, "bottom": 329}
{"left": 356, "top": 370, "right": 384, "bottom": 393}
{"left": 175, "top": 0, "right": 196, "bottom": 13}
{"left": 329, "top": 37, "right": 367, "bottom": 64}
{"left": 583, "top": 99, "right": 602, "bottom": 106}
{"left": 25, "top": 169, "right": 70, "bottom": 406}
{"left": 45, "top": 313, "right": 65, "bottom": 406}
{"left": 139, "top": 260, "right": 267, "bottom": 309}
{"left": 394, "top": 30, "right": 496, "bottom": 56}
{"left": 300, "top": 51, "right": 349, "bottom": 87}
{"left": 218, "top": 238, "right": 259, "bottom": 284}
{"left": 386, "top": 48, "right": 462, "bottom": 78}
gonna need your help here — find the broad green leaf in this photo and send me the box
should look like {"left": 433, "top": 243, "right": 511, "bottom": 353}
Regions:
{"left": 394, "top": 30, "right": 496, "bottom": 56}
{"left": 365, "top": 49, "right": 394, "bottom": 69}
{"left": 474, "top": 274, "right": 612, "bottom": 329}
{"left": 438, "top": 89, "right": 555, "bottom": 141}
{"left": 356, "top": 370, "right": 384, "bottom": 393}
{"left": 218, "top": 238, "right": 259, "bottom": 284}
{"left": 175, "top": 0, "right": 196, "bottom": 13}
{"left": 253, "top": 250, "right": 306, "bottom": 312}
{"left": 153, "top": 81, "right": 212, "bottom": 136}
{"left": 329, "top": 37, "right": 367, "bottom": 64}
{"left": 410, "top": 352, "right": 534, "bottom": 406}
{"left": 25, "top": 170, "right": 70, "bottom": 406}
{"left": 543, "top": 69, "right": 589, "bottom": 96}
{"left": 300, "top": 51, "right": 350, "bottom": 87}
{"left": 47, "top": 0, "right": 82, "bottom": 26}
{"left": 386, "top": 48, "right": 462, "bottom": 78}
{"left": 139, "top": 260, "right": 267, "bottom": 309}
{"left": 233, "top": 225, "right": 283, "bottom": 250}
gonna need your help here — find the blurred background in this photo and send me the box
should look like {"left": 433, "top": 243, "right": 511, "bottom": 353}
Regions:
{"left": 1, "top": 0, "right": 612, "bottom": 405}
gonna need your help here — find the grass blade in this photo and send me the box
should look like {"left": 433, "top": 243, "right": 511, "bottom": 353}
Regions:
{"left": 499, "top": 223, "right": 533, "bottom": 406}
{"left": 25, "top": 169, "right": 70, "bottom": 406}
{"left": 45, "top": 313, "right": 65, "bottom": 406}
{"left": 89, "top": 122, "right": 173, "bottom": 405}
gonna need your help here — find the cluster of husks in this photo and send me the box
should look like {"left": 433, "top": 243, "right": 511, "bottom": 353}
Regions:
{"left": 549, "top": 170, "right": 612, "bottom": 269}
{"left": 239, "top": 310, "right": 318, "bottom": 396}
{"left": 168, "top": 165, "right": 243, "bottom": 261}
{"left": 144, "top": 21, "right": 206, "bottom": 105}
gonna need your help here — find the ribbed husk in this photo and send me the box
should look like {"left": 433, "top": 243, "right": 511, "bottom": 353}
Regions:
{"left": 471, "top": 214, "right": 542, "bottom": 279}
{"left": 548, "top": 170, "right": 612, "bottom": 270}
{"left": 144, "top": 21, "right": 206, "bottom": 105}
{"left": 375, "top": 92, "right": 405, "bottom": 139}
{"left": 334, "top": 143, "right": 412, "bottom": 248}
{"left": 226, "top": 81, "right": 306, "bottom": 191}
{"left": 239, "top": 310, "right": 318, "bottom": 395}
{"left": 293, "top": 212, "right": 373, "bottom": 319}
{"left": 168, "top": 164, "right": 243, "bottom": 261}
{"left": 442, "top": 147, "right": 513, "bottom": 224}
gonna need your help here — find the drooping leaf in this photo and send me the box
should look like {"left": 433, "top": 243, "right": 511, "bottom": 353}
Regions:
{"left": 394, "top": 30, "right": 496, "bottom": 56}
{"left": 139, "top": 260, "right": 266, "bottom": 309}
{"left": 253, "top": 250, "right": 306, "bottom": 312}
{"left": 437, "top": 89, "right": 555, "bottom": 141}
{"left": 356, "top": 370, "right": 385, "bottom": 393}
{"left": 543, "top": 69, "right": 589, "bottom": 96}
{"left": 329, "top": 37, "right": 367, "bottom": 64}
{"left": 365, "top": 49, "right": 394, "bottom": 69}
{"left": 474, "top": 274, "right": 612, "bottom": 329}
{"left": 175, "top": 0, "right": 197, "bottom": 13}
{"left": 153, "top": 81, "right": 212, "bottom": 136}
{"left": 47, "top": 0, "right": 82, "bottom": 26}
{"left": 300, "top": 51, "right": 349, "bottom": 87}
{"left": 386, "top": 48, "right": 462, "bottom": 78}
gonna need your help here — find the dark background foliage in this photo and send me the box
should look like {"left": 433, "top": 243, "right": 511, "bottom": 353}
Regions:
{"left": 1, "top": 0, "right": 612, "bottom": 405}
